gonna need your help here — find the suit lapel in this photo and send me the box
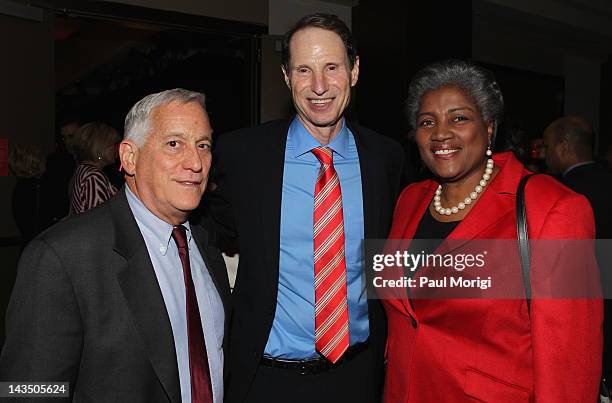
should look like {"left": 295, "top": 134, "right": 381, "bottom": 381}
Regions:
{"left": 443, "top": 188, "right": 514, "bottom": 246}
{"left": 402, "top": 182, "right": 438, "bottom": 240}
{"left": 441, "top": 152, "right": 522, "bottom": 252}
{"left": 110, "top": 189, "right": 181, "bottom": 403}
{"left": 350, "top": 124, "right": 380, "bottom": 240}
{"left": 398, "top": 153, "right": 523, "bottom": 315}
{"left": 394, "top": 182, "right": 437, "bottom": 316}
{"left": 257, "top": 121, "right": 291, "bottom": 284}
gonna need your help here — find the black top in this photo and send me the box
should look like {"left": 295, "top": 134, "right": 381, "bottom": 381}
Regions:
{"left": 414, "top": 208, "right": 461, "bottom": 241}
{"left": 404, "top": 208, "right": 460, "bottom": 280}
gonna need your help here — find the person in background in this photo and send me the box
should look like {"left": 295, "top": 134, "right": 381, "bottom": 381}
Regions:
{"left": 8, "top": 144, "right": 45, "bottom": 247}
{"left": 543, "top": 115, "right": 612, "bottom": 390}
{"left": 68, "top": 122, "right": 120, "bottom": 215}
{"left": 382, "top": 60, "right": 602, "bottom": 402}
{"left": 543, "top": 116, "right": 612, "bottom": 240}
{"left": 526, "top": 137, "right": 547, "bottom": 173}
{"left": 39, "top": 117, "right": 79, "bottom": 228}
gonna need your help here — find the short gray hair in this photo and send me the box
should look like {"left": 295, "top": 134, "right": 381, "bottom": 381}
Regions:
{"left": 124, "top": 88, "right": 206, "bottom": 147}
{"left": 405, "top": 60, "right": 504, "bottom": 135}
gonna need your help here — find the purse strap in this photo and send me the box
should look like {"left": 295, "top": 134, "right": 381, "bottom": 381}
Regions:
{"left": 516, "top": 173, "right": 609, "bottom": 398}
{"left": 516, "top": 173, "right": 537, "bottom": 313}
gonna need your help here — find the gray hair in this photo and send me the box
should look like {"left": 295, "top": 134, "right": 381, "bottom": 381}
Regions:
{"left": 124, "top": 88, "right": 206, "bottom": 147}
{"left": 405, "top": 60, "right": 504, "bottom": 136}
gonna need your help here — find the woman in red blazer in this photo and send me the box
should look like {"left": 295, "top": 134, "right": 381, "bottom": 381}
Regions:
{"left": 381, "top": 60, "right": 602, "bottom": 402}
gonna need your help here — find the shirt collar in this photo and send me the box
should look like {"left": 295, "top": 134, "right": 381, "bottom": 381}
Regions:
{"left": 288, "top": 116, "right": 349, "bottom": 159}
{"left": 125, "top": 185, "right": 192, "bottom": 256}
{"left": 563, "top": 160, "right": 595, "bottom": 177}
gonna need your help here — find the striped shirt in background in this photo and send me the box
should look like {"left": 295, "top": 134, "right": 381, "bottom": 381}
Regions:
{"left": 69, "top": 164, "right": 117, "bottom": 215}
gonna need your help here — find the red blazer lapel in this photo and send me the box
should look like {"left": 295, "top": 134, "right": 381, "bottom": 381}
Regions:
{"left": 387, "top": 152, "right": 527, "bottom": 316}
{"left": 442, "top": 152, "right": 525, "bottom": 249}
{"left": 385, "top": 181, "right": 437, "bottom": 317}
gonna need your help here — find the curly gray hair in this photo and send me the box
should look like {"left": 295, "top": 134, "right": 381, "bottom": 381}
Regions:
{"left": 405, "top": 60, "right": 504, "bottom": 136}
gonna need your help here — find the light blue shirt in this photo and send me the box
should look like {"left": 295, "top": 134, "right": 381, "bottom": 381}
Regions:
{"left": 126, "top": 186, "right": 224, "bottom": 403}
{"left": 264, "top": 117, "right": 368, "bottom": 359}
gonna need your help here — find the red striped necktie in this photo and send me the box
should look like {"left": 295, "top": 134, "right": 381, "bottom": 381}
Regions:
{"left": 311, "top": 146, "right": 350, "bottom": 363}
{"left": 172, "top": 225, "right": 214, "bottom": 403}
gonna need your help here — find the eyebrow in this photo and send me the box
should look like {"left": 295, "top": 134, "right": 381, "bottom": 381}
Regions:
{"left": 293, "top": 61, "right": 342, "bottom": 70}
{"left": 162, "top": 132, "right": 213, "bottom": 142}
{"left": 417, "top": 106, "right": 475, "bottom": 117}
{"left": 448, "top": 106, "right": 475, "bottom": 113}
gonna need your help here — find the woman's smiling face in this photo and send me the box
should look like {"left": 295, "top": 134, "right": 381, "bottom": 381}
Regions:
{"left": 415, "top": 85, "right": 493, "bottom": 184}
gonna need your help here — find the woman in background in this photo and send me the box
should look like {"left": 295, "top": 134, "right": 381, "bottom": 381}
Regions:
{"left": 382, "top": 60, "right": 602, "bottom": 402}
{"left": 9, "top": 144, "right": 45, "bottom": 246}
{"left": 69, "top": 122, "right": 119, "bottom": 215}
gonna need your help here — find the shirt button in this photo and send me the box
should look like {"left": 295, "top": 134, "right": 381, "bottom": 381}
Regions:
{"left": 159, "top": 245, "right": 166, "bottom": 253}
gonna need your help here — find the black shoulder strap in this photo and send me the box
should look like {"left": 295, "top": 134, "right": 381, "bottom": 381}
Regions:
{"left": 516, "top": 173, "right": 537, "bottom": 313}
{"left": 516, "top": 173, "right": 608, "bottom": 392}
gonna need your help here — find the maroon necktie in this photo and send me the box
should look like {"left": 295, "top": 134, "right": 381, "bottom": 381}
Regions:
{"left": 172, "top": 225, "right": 213, "bottom": 403}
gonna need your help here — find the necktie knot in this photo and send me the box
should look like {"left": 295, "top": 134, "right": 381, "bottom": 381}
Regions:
{"left": 172, "top": 225, "right": 188, "bottom": 250}
{"left": 312, "top": 146, "right": 333, "bottom": 165}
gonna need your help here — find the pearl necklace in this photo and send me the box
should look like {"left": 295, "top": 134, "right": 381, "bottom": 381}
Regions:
{"left": 434, "top": 158, "right": 494, "bottom": 216}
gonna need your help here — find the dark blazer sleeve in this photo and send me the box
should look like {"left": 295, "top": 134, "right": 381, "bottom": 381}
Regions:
{"left": 390, "top": 142, "right": 406, "bottom": 206}
{"left": 0, "top": 238, "right": 82, "bottom": 398}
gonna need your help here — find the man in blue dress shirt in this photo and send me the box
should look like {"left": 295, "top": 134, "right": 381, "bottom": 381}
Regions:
{"left": 1, "top": 89, "right": 231, "bottom": 402}
{"left": 211, "top": 14, "right": 404, "bottom": 403}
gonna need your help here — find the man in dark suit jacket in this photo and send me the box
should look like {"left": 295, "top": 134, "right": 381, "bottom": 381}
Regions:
{"left": 0, "top": 89, "right": 230, "bottom": 402}
{"left": 210, "top": 14, "right": 404, "bottom": 403}
{"left": 543, "top": 115, "right": 612, "bottom": 386}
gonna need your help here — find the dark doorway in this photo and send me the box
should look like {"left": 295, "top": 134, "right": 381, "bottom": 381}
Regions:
{"left": 54, "top": 2, "right": 265, "bottom": 137}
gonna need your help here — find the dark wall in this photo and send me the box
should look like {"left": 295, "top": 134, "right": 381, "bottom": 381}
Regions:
{"left": 601, "top": 56, "right": 612, "bottom": 156}
{"left": 56, "top": 26, "right": 258, "bottom": 138}
{"left": 0, "top": 10, "right": 55, "bottom": 236}
{"left": 486, "top": 63, "right": 564, "bottom": 146}
{"left": 0, "top": 8, "right": 55, "bottom": 345}
{"left": 353, "top": 1, "right": 471, "bottom": 184}
{"left": 353, "top": 1, "right": 472, "bottom": 139}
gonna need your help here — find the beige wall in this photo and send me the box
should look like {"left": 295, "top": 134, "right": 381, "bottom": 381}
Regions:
{"left": 0, "top": 9, "right": 54, "bottom": 237}
{"left": 104, "top": 0, "right": 268, "bottom": 25}
{"left": 260, "top": 35, "right": 294, "bottom": 123}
